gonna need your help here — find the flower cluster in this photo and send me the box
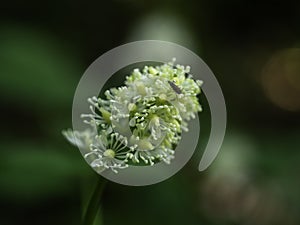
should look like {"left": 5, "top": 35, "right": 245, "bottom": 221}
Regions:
{"left": 63, "top": 59, "right": 202, "bottom": 173}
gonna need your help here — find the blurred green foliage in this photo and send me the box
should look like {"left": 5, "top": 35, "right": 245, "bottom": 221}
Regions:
{"left": 0, "top": 26, "right": 79, "bottom": 108}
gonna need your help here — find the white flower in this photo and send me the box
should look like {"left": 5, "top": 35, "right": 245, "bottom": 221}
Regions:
{"left": 85, "top": 132, "right": 130, "bottom": 173}
{"left": 62, "top": 128, "right": 96, "bottom": 151}
{"left": 81, "top": 96, "right": 111, "bottom": 129}
{"left": 63, "top": 59, "right": 202, "bottom": 173}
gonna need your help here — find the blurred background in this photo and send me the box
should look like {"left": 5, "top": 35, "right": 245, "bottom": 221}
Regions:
{"left": 1, "top": 1, "right": 300, "bottom": 225}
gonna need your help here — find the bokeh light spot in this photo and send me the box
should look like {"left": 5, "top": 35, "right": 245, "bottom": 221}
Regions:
{"left": 261, "top": 48, "right": 300, "bottom": 111}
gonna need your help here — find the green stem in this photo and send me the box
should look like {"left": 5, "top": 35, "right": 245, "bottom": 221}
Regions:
{"left": 82, "top": 177, "right": 107, "bottom": 225}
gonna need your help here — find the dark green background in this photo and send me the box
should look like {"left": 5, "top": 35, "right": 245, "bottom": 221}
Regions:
{"left": 1, "top": 1, "right": 300, "bottom": 225}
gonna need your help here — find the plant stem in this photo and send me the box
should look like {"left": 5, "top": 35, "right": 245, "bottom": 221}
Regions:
{"left": 82, "top": 177, "right": 107, "bottom": 225}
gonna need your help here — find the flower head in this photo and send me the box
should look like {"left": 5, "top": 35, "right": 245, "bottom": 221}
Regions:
{"left": 63, "top": 59, "right": 202, "bottom": 173}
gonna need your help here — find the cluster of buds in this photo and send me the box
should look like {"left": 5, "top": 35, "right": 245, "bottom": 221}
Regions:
{"left": 63, "top": 60, "right": 202, "bottom": 173}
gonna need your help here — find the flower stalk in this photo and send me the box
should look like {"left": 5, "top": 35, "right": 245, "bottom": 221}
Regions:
{"left": 82, "top": 177, "right": 107, "bottom": 225}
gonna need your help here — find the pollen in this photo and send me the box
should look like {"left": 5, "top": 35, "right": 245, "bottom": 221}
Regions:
{"left": 103, "top": 149, "right": 115, "bottom": 158}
